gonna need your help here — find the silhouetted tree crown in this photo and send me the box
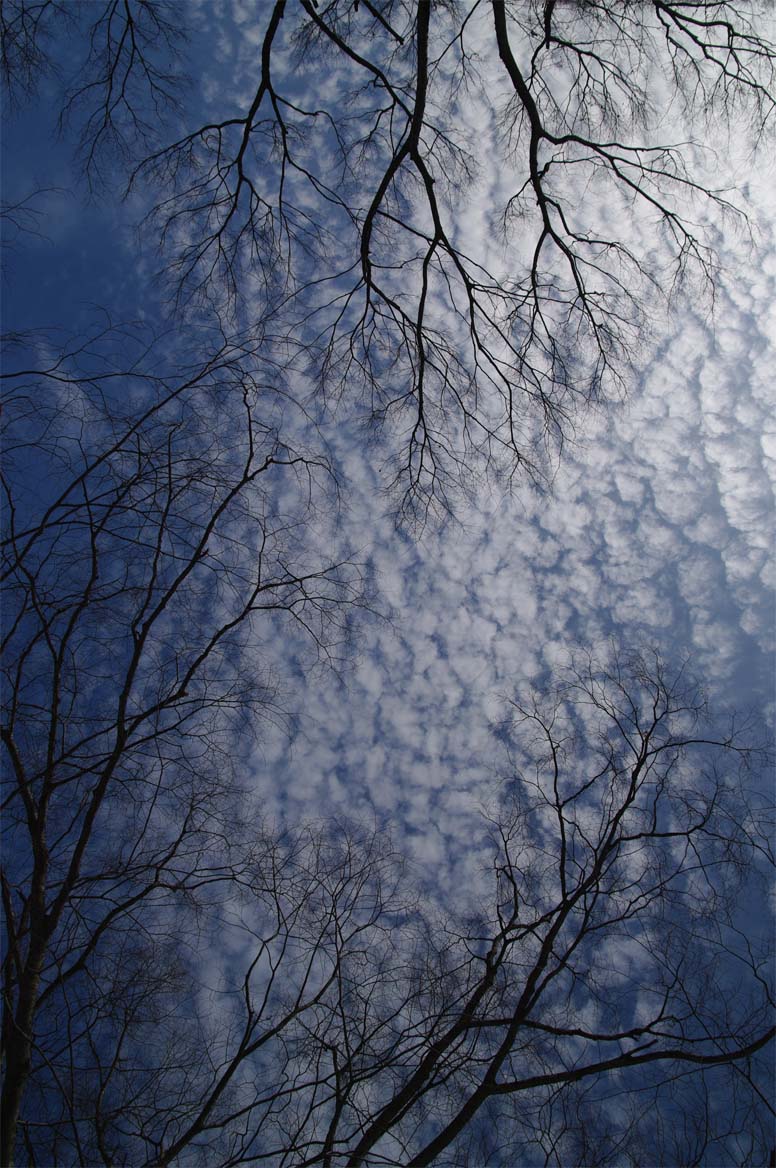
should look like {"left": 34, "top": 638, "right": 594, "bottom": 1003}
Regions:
{"left": 2, "top": 2, "right": 774, "bottom": 1165}
{"left": 4, "top": 1, "right": 775, "bottom": 521}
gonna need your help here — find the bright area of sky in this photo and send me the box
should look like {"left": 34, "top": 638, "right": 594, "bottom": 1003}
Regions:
{"left": 2, "top": 1, "right": 775, "bottom": 895}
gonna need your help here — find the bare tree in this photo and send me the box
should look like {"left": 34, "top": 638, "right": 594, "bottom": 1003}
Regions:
{"left": 2, "top": 4, "right": 775, "bottom": 1165}
{"left": 330, "top": 651, "right": 773, "bottom": 1168}
{"left": 7, "top": 640, "right": 771, "bottom": 1165}
{"left": 3, "top": 2, "right": 774, "bottom": 522}
{"left": 1, "top": 1, "right": 182, "bottom": 131}
{"left": 123, "top": 0, "right": 775, "bottom": 522}
{"left": 0, "top": 0, "right": 67, "bottom": 101}
{"left": 59, "top": 0, "right": 186, "bottom": 179}
{"left": 0, "top": 188, "right": 64, "bottom": 255}
{"left": 0, "top": 322, "right": 364, "bottom": 1165}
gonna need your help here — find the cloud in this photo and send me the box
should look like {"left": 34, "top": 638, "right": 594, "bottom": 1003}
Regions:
{"left": 248, "top": 168, "right": 775, "bottom": 894}
{"left": 7, "top": 0, "right": 773, "bottom": 898}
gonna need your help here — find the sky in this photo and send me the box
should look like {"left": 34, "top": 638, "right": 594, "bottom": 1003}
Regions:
{"left": 3, "top": 4, "right": 776, "bottom": 1165}
{"left": 2, "top": 2, "right": 774, "bottom": 904}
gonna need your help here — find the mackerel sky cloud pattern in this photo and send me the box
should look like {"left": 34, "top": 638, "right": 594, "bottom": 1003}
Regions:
{"left": 2, "top": 2, "right": 775, "bottom": 1163}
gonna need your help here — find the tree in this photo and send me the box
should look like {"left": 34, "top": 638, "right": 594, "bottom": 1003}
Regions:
{"left": 0, "top": 0, "right": 66, "bottom": 101}
{"left": 2, "top": 2, "right": 775, "bottom": 1165}
{"left": 4, "top": 625, "right": 773, "bottom": 1163}
{"left": 0, "top": 322, "right": 364, "bottom": 1165}
{"left": 123, "top": 0, "right": 776, "bottom": 521}
{"left": 3, "top": 2, "right": 775, "bottom": 522}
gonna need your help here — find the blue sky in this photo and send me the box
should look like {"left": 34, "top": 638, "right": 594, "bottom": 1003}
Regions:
{"left": 2, "top": 5, "right": 775, "bottom": 1162}
{"left": 3, "top": 1, "right": 774, "bottom": 894}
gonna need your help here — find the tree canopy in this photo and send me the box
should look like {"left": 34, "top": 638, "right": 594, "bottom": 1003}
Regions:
{"left": 4, "top": 1, "right": 775, "bottom": 519}
{"left": 2, "top": 2, "right": 775, "bottom": 1165}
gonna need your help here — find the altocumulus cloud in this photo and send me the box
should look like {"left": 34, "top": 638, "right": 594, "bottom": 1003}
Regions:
{"left": 253, "top": 167, "right": 776, "bottom": 895}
